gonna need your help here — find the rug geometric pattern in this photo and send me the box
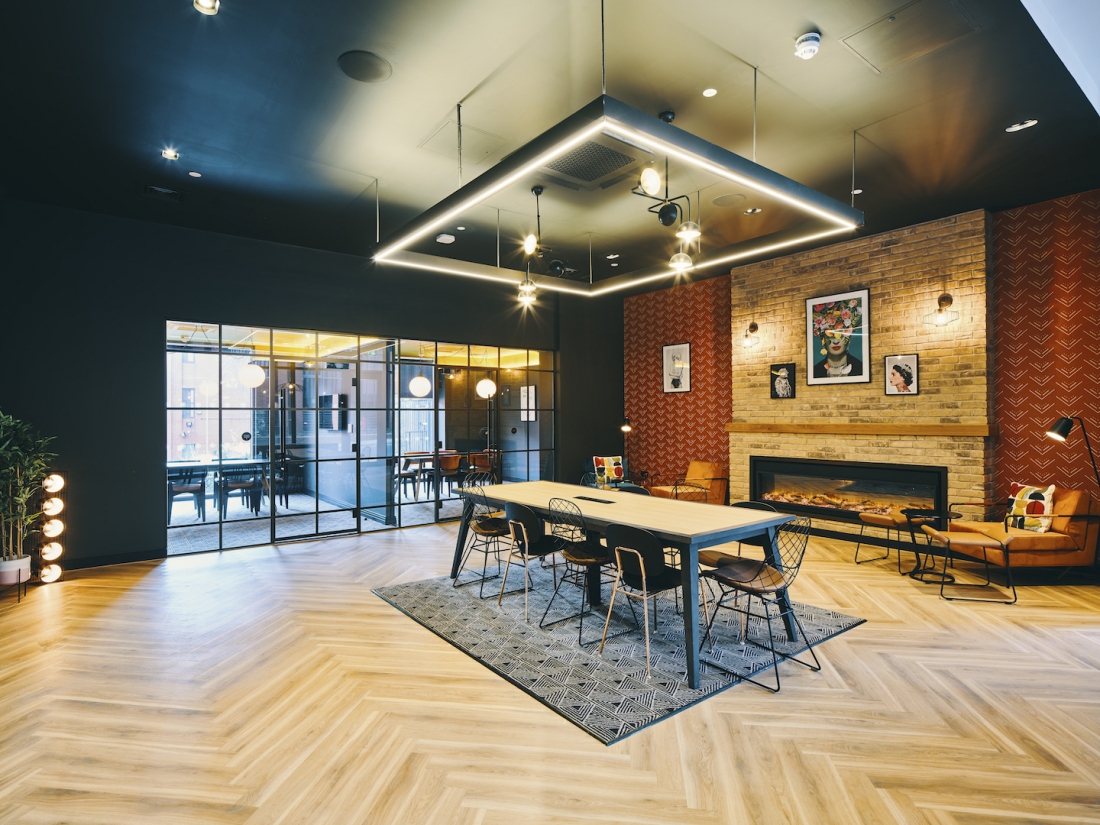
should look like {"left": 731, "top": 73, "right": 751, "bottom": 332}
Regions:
{"left": 374, "top": 562, "right": 864, "bottom": 744}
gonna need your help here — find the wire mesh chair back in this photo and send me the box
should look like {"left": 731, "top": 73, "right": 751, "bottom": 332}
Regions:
{"left": 774, "top": 515, "right": 812, "bottom": 586}
{"left": 731, "top": 500, "right": 777, "bottom": 512}
{"left": 504, "top": 502, "right": 544, "bottom": 551}
{"left": 671, "top": 481, "right": 708, "bottom": 502}
{"left": 466, "top": 486, "right": 496, "bottom": 522}
{"left": 548, "top": 497, "right": 586, "bottom": 546}
{"left": 579, "top": 471, "right": 597, "bottom": 487}
{"left": 605, "top": 524, "right": 666, "bottom": 590}
{"left": 464, "top": 471, "right": 494, "bottom": 488}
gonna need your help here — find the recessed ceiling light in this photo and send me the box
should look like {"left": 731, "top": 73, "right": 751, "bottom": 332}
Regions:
{"left": 606, "top": 253, "right": 619, "bottom": 259}
{"left": 337, "top": 50, "right": 393, "bottom": 83}
{"left": 851, "top": 188, "right": 862, "bottom": 195}
{"left": 1005, "top": 119, "right": 1038, "bottom": 133}
{"left": 744, "top": 207, "right": 762, "bottom": 215}
{"left": 702, "top": 88, "right": 717, "bottom": 98}
{"left": 436, "top": 233, "right": 456, "bottom": 244}
{"left": 162, "top": 148, "right": 179, "bottom": 160}
{"left": 188, "top": 171, "right": 202, "bottom": 178}
{"left": 193, "top": 0, "right": 219, "bottom": 14}
{"left": 610, "top": 263, "right": 619, "bottom": 267}
{"left": 456, "top": 226, "right": 466, "bottom": 230}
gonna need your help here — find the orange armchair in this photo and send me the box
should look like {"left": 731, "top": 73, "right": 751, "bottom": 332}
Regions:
{"left": 650, "top": 460, "right": 728, "bottom": 505}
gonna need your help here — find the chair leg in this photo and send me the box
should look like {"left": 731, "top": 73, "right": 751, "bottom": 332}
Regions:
{"left": 598, "top": 570, "right": 624, "bottom": 657}
{"left": 939, "top": 542, "right": 1017, "bottom": 604}
{"left": 640, "top": 586, "right": 652, "bottom": 677}
{"left": 854, "top": 524, "right": 890, "bottom": 565}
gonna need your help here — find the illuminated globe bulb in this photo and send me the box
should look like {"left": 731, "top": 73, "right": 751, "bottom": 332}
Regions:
{"left": 408, "top": 375, "right": 432, "bottom": 398}
{"left": 42, "top": 474, "right": 65, "bottom": 493}
{"left": 639, "top": 167, "right": 661, "bottom": 195}
{"left": 40, "top": 564, "right": 62, "bottom": 584}
{"left": 476, "top": 379, "right": 497, "bottom": 399}
{"left": 43, "top": 519, "right": 65, "bottom": 538}
{"left": 42, "top": 498, "right": 64, "bottom": 516}
{"left": 523, "top": 234, "right": 538, "bottom": 256}
{"left": 238, "top": 363, "right": 265, "bottom": 388}
{"left": 675, "top": 221, "right": 701, "bottom": 241}
{"left": 670, "top": 252, "right": 693, "bottom": 272}
{"left": 41, "top": 542, "right": 63, "bottom": 562}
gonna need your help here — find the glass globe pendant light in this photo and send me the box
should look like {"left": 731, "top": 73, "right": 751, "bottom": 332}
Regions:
{"left": 670, "top": 251, "right": 692, "bottom": 272}
{"left": 408, "top": 373, "right": 432, "bottom": 397}
{"left": 238, "top": 362, "right": 266, "bottom": 388}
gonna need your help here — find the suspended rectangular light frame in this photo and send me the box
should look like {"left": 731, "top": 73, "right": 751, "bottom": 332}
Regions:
{"left": 373, "top": 96, "right": 863, "bottom": 296}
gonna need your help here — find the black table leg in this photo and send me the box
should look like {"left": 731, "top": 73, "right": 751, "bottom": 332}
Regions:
{"left": 450, "top": 497, "right": 474, "bottom": 579}
{"left": 678, "top": 542, "right": 701, "bottom": 689}
{"left": 584, "top": 533, "right": 605, "bottom": 607}
{"left": 763, "top": 526, "right": 799, "bottom": 642}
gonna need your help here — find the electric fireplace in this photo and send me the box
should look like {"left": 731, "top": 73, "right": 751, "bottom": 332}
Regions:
{"left": 749, "top": 456, "right": 948, "bottom": 523}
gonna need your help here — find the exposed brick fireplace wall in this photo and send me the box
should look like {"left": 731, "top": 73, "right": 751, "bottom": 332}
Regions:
{"left": 623, "top": 277, "right": 732, "bottom": 487}
{"left": 724, "top": 211, "right": 993, "bottom": 522}
{"left": 991, "top": 189, "right": 1100, "bottom": 499}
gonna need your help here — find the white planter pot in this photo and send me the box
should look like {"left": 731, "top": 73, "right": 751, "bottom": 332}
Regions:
{"left": 0, "top": 556, "right": 32, "bottom": 585}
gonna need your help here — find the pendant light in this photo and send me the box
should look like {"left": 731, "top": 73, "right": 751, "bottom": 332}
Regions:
{"left": 675, "top": 221, "right": 700, "bottom": 242}
{"left": 238, "top": 362, "right": 265, "bottom": 388}
{"left": 670, "top": 251, "right": 692, "bottom": 271}
{"left": 476, "top": 378, "right": 497, "bottom": 399}
{"left": 519, "top": 186, "right": 543, "bottom": 304}
{"left": 408, "top": 374, "right": 432, "bottom": 397}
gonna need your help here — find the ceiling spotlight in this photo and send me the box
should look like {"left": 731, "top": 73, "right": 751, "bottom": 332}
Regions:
{"left": 702, "top": 88, "right": 718, "bottom": 98}
{"left": 639, "top": 167, "right": 662, "bottom": 196}
{"left": 606, "top": 253, "right": 619, "bottom": 259}
{"left": 794, "top": 32, "right": 821, "bottom": 60}
{"left": 1005, "top": 119, "right": 1038, "bottom": 133}
{"left": 194, "top": 0, "right": 219, "bottom": 13}
{"left": 162, "top": 148, "right": 179, "bottom": 160}
{"left": 436, "top": 233, "right": 456, "bottom": 244}
{"left": 610, "top": 263, "right": 619, "bottom": 267}
{"left": 188, "top": 171, "right": 202, "bottom": 178}
{"left": 548, "top": 259, "right": 565, "bottom": 277}
{"left": 851, "top": 188, "right": 862, "bottom": 195}
{"left": 456, "top": 225, "right": 466, "bottom": 230}
{"left": 658, "top": 202, "right": 679, "bottom": 227}
{"left": 676, "top": 221, "right": 701, "bottom": 241}
{"left": 670, "top": 252, "right": 693, "bottom": 272}
{"left": 523, "top": 233, "right": 538, "bottom": 256}
{"left": 744, "top": 207, "right": 762, "bottom": 215}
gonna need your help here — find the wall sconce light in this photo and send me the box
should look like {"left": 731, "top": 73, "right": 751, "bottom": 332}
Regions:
{"left": 620, "top": 418, "right": 632, "bottom": 433}
{"left": 38, "top": 471, "right": 67, "bottom": 585}
{"left": 924, "top": 293, "right": 959, "bottom": 326}
{"left": 742, "top": 322, "right": 760, "bottom": 348}
{"left": 1045, "top": 416, "right": 1100, "bottom": 488}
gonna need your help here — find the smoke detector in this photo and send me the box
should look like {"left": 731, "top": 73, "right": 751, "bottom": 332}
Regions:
{"left": 794, "top": 32, "right": 821, "bottom": 60}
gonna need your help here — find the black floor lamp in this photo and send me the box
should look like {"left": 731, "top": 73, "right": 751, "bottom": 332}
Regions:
{"left": 1045, "top": 416, "right": 1100, "bottom": 489}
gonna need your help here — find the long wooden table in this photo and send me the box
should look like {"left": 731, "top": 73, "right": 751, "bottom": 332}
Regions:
{"left": 451, "top": 481, "right": 794, "bottom": 689}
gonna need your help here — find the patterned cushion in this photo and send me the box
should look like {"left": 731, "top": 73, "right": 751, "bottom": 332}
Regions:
{"left": 593, "top": 455, "right": 625, "bottom": 485}
{"left": 1006, "top": 482, "right": 1055, "bottom": 533}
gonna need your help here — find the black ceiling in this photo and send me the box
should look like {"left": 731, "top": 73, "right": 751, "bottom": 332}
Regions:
{"left": 3, "top": 0, "right": 1099, "bottom": 272}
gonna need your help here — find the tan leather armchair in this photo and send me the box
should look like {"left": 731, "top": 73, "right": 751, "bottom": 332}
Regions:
{"left": 650, "top": 460, "right": 728, "bottom": 505}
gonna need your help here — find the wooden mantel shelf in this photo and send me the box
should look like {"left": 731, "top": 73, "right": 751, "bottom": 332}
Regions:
{"left": 726, "top": 422, "right": 998, "bottom": 437}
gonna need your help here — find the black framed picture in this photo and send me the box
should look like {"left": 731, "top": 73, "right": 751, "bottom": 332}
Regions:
{"left": 806, "top": 288, "right": 871, "bottom": 385}
{"left": 884, "top": 354, "right": 919, "bottom": 395}
{"left": 662, "top": 343, "right": 691, "bottom": 393}
{"left": 770, "top": 363, "right": 796, "bottom": 398}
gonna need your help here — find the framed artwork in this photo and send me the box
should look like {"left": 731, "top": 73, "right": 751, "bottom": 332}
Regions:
{"left": 770, "top": 363, "right": 796, "bottom": 399}
{"left": 884, "top": 354, "right": 919, "bottom": 395}
{"left": 806, "top": 288, "right": 870, "bottom": 385}
{"left": 662, "top": 343, "right": 691, "bottom": 393}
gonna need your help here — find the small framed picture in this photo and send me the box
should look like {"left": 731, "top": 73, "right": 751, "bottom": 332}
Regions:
{"left": 662, "top": 343, "right": 691, "bottom": 393}
{"left": 884, "top": 354, "right": 919, "bottom": 395}
{"left": 806, "top": 288, "right": 870, "bottom": 385}
{"left": 770, "top": 363, "right": 796, "bottom": 399}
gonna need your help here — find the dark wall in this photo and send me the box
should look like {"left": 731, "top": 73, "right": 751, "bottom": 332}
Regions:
{"left": 0, "top": 198, "right": 625, "bottom": 568}
{"left": 557, "top": 292, "right": 626, "bottom": 483}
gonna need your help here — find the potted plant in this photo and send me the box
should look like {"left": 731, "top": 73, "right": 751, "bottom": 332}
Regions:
{"left": 0, "top": 410, "right": 57, "bottom": 586}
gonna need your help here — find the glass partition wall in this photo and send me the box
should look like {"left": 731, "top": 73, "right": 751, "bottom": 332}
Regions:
{"left": 166, "top": 322, "right": 555, "bottom": 554}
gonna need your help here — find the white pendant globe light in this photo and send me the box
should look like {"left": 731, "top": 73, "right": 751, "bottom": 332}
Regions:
{"left": 408, "top": 374, "right": 432, "bottom": 397}
{"left": 476, "top": 378, "right": 497, "bottom": 399}
{"left": 238, "top": 362, "right": 266, "bottom": 388}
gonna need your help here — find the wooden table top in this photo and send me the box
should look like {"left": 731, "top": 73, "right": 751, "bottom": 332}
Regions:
{"left": 472, "top": 481, "right": 790, "bottom": 548}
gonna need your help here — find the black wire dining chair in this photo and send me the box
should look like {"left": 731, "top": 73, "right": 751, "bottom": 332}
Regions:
{"left": 538, "top": 498, "right": 611, "bottom": 644}
{"left": 454, "top": 485, "right": 510, "bottom": 598}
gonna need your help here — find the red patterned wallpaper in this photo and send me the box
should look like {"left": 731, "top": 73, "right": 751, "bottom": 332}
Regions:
{"left": 623, "top": 277, "right": 732, "bottom": 487}
{"left": 992, "top": 189, "right": 1100, "bottom": 499}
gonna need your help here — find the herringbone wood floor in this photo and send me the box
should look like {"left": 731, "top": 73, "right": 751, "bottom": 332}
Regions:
{"left": 2, "top": 525, "right": 1099, "bottom": 824}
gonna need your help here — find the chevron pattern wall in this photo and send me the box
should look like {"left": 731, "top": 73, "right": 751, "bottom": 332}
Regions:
{"left": 992, "top": 189, "right": 1100, "bottom": 499}
{"left": 623, "top": 278, "right": 732, "bottom": 487}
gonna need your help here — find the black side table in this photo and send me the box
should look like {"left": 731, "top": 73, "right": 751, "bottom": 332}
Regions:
{"left": 901, "top": 508, "right": 962, "bottom": 583}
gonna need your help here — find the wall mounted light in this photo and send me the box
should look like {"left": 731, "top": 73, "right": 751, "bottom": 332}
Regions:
{"left": 923, "top": 293, "right": 959, "bottom": 326}
{"left": 41, "top": 542, "right": 63, "bottom": 562}
{"left": 620, "top": 418, "right": 632, "bottom": 433}
{"left": 1045, "top": 416, "right": 1100, "bottom": 488}
{"left": 39, "top": 565, "right": 62, "bottom": 584}
{"left": 42, "top": 474, "right": 65, "bottom": 493}
{"left": 742, "top": 322, "right": 760, "bottom": 348}
{"left": 42, "top": 519, "right": 65, "bottom": 538}
{"left": 42, "top": 498, "right": 64, "bottom": 517}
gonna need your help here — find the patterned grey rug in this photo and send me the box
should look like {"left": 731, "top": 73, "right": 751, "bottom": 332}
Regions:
{"left": 373, "top": 562, "right": 864, "bottom": 744}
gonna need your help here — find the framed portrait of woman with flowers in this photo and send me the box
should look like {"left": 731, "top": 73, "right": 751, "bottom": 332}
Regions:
{"left": 806, "top": 288, "right": 870, "bottom": 385}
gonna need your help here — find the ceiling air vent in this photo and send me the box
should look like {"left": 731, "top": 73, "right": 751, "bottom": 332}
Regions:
{"left": 546, "top": 141, "right": 634, "bottom": 183}
{"left": 143, "top": 185, "right": 183, "bottom": 203}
